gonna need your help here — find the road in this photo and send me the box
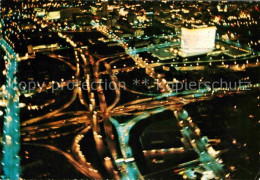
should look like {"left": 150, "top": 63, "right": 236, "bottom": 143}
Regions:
{"left": 16, "top": 25, "right": 260, "bottom": 180}
{"left": 24, "top": 143, "right": 102, "bottom": 179}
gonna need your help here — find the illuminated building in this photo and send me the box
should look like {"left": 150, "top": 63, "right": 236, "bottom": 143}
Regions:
{"left": 180, "top": 26, "right": 217, "bottom": 57}
{"left": 27, "top": 43, "right": 59, "bottom": 55}
{"left": 46, "top": 11, "right": 61, "bottom": 20}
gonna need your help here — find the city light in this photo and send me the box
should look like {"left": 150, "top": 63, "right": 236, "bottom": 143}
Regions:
{"left": 1, "top": 0, "right": 260, "bottom": 179}
{"left": 1, "top": 38, "right": 20, "bottom": 180}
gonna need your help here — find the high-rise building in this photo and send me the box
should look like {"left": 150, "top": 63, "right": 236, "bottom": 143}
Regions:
{"left": 180, "top": 26, "right": 216, "bottom": 57}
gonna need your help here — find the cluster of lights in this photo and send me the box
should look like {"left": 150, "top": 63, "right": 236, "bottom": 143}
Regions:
{"left": 71, "top": 126, "right": 102, "bottom": 179}
{"left": 175, "top": 110, "right": 225, "bottom": 179}
{"left": 93, "top": 21, "right": 175, "bottom": 94}
{"left": 1, "top": 38, "right": 20, "bottom": 180}
{"left": 92, "top": 14, "right": 260, "bottom": 179}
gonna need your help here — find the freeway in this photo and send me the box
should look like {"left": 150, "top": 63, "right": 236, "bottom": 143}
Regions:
{"left": 21, "top": 114, "right": 91, "bottom": 140}
{"left": 71, "top": 126, "right": 103, "bottom": 178}
{"left": 83, "top": 50, "right": 121, "bottom": 179}
{"left": 99, "top": 57, "right": 143, "bottom": 179}
{"left": 48, "top": 54, "right": 76, "bottom": 71}
{"left": 21, "top": 49, "right": 81, "bottom": 126}
{"left": 91, "top": 23, "right": 259, "bottom": 179}
{"left": 103, "top": 62, "right": 121, "bottom": 111}
{"left": 24, "top": 143, "right": 102, "bottom": 179}
{"left": 15, "top": 36, "right": 110, "bottom": 178}
{"left": 90, "top": 48, "right": 212, "bottom": 179}
{"left": 17, "top": 24, "right": 260, "bottom": 180}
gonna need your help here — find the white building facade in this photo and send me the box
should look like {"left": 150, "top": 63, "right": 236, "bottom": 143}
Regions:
{"left": 181, "top": 26, "right": 217, "bottom": 56}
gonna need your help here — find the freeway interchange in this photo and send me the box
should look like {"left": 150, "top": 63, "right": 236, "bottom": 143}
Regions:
{"left": 2, "top": 27, "right": 260, "bottom": 179}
